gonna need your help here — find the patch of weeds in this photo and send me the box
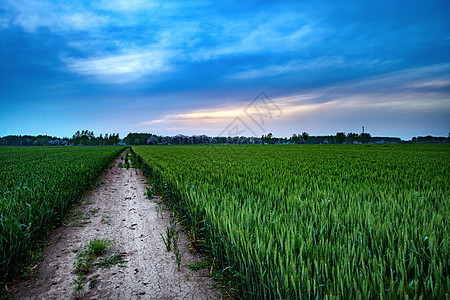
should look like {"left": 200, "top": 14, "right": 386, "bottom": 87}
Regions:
{"left": 160, "top": 227, "right": 173, "bottom": 251}
{"left": 160, "top": 216, "right": 176, "bottom": 251}
{"left": 88, "top": 208, "right": 99, "bottom": 215}
{"left": 73, "top": 237, "right": 122, "bottom": 296}
{"left": 118, "top": 162, "right": 123, "bottom": 168}
{"left": 74, "top": 254, "right": 94, "bottom": 274}
{"left": 144, "top": 186, "right": 154, "bottom": 199}
{"left": 97, "top": 253, "right": 127, "bottom": 268}
{"left": 88, "top": 278, "right": 97, "bottom": 289}
{"left": 188, "top": 259, "right": 211, "bottom": 271}
{"left": 188, "top": 226, "right": 205, "bottom": 254}
{"left": 73, "top": 211, "right": 84, "bottom": 220}
{"left": 130, "top": 151, "right": 142, "bottom": 169}
{"left": 69, "top": 210, "right": 95, "bottom": 225}
{"left": 74, "top": 274, "right": 85, "bottom": 295}
{"left": 124, "top": 152, "right": 130, "bottom": 169}
{"left": 71, "top": 220, "right": 90, "bottom": 227}
{"left": 85, "top": 238, "right": 111, "bottom": 256}
{"left": 88, "top": 274, "right": 99, "bottom": 290}
{"left": 173, "top": 231, "right": 183, "bottom": 271}
{"left": 160, "top": 216, "right": 183, "bottom": 271}
{"left": 74, "top": 237, "right": 110, "bottom": 275}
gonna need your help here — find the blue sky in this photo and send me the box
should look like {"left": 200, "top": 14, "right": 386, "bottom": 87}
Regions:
{"left": 0, "top": 0, "right": 449, "bottom": 140}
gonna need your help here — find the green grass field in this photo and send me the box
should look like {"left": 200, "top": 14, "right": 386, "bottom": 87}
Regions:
{"left": 134, "top": 144, "right": 449, "bottom": 299}
{"left": 0, "top": 146, "right": 124, "bottom": 285}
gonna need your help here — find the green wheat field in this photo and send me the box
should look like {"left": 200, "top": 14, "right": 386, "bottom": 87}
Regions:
{"left": 1, "top": 144, "right": 449, "bottom": 298}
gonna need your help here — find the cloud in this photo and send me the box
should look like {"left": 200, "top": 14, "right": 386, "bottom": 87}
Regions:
{"left": 228, "top": 56, "right": 348, "bottom": 80}
{"left": 141, "top": 64, "right": 450, "bottom": 136}
{"left": 327, "top": 63, "right": 450, "bottom": 95}
{"left": 2, "top": 0, "right": 108, "bottom": 33}
{"left": 409, "top": 80, "right": 450, "bottom": 89}
{"left": 188, "top": 15, "right": 318, "bottom": 61}
{"left": 96, "top": 0, "right": 159, "bottom": 12}
{"left": 143, "top": 105, "right": 244, "bottom": 125}
{"left": 65, "top": 49, "right": 175, "bottom": 83}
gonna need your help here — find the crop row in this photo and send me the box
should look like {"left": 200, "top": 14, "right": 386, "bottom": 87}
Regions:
{"left": 0, "top": 146, "right": 124, "bottom": 285}
{"left": 133, "top": 144, "right": 449, "bottom": 299}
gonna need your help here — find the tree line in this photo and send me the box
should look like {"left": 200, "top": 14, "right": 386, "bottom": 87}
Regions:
{"left": 125, "top": 131, "right": 386, "bottom": 145}
{"left": 0, "top": 130, "right": 122, "bottom": 146}
{"left": 71, "top": 130, "right": 121, "bottom": 146}
{"left": 1, "top": 131, "right": 448, "bottom": 146}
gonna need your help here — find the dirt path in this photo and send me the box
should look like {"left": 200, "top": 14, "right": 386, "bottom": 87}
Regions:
{"left": 11, "top": 155, "right": 220, "bottom": 299}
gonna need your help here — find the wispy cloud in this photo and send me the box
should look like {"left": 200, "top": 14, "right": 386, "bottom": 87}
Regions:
{"left": 327, "top": 63, "right": 450, "bottom": 95}
{"left": 96, "top": 0, "right": 159, "bottom": 13}
{"left": 143, "top": 105, "right": 244, "bottom": 126}
{"left": 2, "top": 0, "right": 108, "bottom": 33}
{"left": 228, "top": 56, "right": 347, "bottom": 80}
{"left": 409, "top": 80, "right": 450, "bottom": 89}
{"left": 64, "top": 49, "right": 175, "bottom": 83}
{"left": 188, "top": 15, "right": 318, "bottom": 61}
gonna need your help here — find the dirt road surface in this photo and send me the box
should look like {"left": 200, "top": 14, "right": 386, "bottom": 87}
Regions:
{"left": 11, "top": 156, "right": 220, "bottom": 299}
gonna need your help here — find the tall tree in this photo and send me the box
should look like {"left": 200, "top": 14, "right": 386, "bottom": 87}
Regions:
{"left": 301, "top": 132, "right": 309, "bottom": 144}
{"left": 359, "top": 133, "right": 371, "bottom": 144}
{"left": 347, "top": 132, "right": 359, "bottom": 143}
{"left": 336, "top": 132, "right": 346, "bottom": 144}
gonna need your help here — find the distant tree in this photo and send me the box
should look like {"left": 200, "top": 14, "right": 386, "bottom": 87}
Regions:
{"left": 291, "top": 133, "right": 298, "bottom": 144}
{"left": 347, "top": 132, "right": 359, "bottom": 143}
{"left": 336, "top": 132, "right": 346, "bottom": 144}
{"left": 147, "top": 136, "right": 158, "bottom": 145}
{"left": 261, "top": 133, "right": 273, "bottom": 144}
{"left": 301, "top": 132, "right": 309, "bottom": 144}
{"left": 359, "top": 133, "right": 371, "bottom": 144}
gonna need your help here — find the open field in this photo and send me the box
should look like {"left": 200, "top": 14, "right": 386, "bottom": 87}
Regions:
{"left": 0, "top": 146, "right": 124, "bottom": 285}
{"left": 134, "top": 144, "right": 449, "bottom": 298}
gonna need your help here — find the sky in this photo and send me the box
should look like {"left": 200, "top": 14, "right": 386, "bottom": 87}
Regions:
{"left": 0, "top": 0, "right": 449, "bottom": 140}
